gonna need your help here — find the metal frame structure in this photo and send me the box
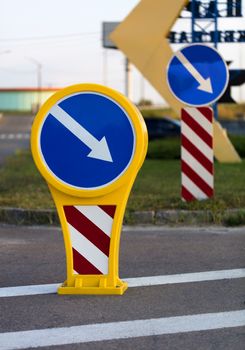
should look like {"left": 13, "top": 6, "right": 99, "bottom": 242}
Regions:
{"left": 189, "top": 0, "right": 243, "bottom": 118}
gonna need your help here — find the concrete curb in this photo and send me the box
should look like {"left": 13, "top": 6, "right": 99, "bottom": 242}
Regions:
{"left": 132, "top": 209, "right": 216, "bottom": 225}
{"left": 0, "top": 207, "right": 245, "bottom": 226}
{"left": 0, "top": 208, "right": 58, "bottom": 226}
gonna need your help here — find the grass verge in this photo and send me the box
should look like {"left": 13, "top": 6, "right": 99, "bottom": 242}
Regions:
{"left": 223, "top": 211, "right": 245, "bottom": 227}
{"left": 0, "top": 150, "right": 245, "bottom": 221}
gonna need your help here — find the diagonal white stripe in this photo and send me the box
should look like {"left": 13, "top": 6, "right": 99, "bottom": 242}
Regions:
{"left": 75, "top": 206, "right": 113, "bottom": 237}
{"left": 1, "top": 310, "right": 245, "bottom": 349}
{"left": 182, "top": 173, "right": 208, "bottom": 200}
{"left": 181, "top": 147, "right": 213, "bottom": 188}
{"left": 184, "top": 107, "right": 213, "bottom": 135}
{"left": 1, "top": 268, "right": 245, "bottom": 297}
{"left": 181, "top": 121, "right": 213, "bottom": 161}
{"left": 68, "top": 223, "right": 108, "bottom": 275}
{"left": 49, "top": 105, "right": 113, "bottom": 163}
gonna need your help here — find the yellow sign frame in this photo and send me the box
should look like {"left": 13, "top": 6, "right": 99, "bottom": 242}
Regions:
{"left": 31, "top": 83, "right": 148, "bottom": 295}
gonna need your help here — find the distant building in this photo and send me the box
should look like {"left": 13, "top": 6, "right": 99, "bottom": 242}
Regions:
{"left": 0, "top": 88, "right": 60, "bottom": 113}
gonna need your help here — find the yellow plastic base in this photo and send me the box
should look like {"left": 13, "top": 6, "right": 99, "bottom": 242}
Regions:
{"left": 57, "top": 279, "right": 128, "bottom": 295}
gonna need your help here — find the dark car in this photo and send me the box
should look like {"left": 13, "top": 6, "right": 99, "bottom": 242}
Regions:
{"left": 144, "top": 117, "right": 180, "bottom": 140}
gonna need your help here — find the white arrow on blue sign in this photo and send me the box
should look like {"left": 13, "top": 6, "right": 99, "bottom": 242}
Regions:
{"left": 166, "top": 44, "right": 229, "bottom": 106}
{"left": 39, "top": 92, "right": 135, "bottom": 189}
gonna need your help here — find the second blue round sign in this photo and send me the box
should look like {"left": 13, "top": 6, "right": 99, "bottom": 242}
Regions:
{"left": 167, "top": 44, "right": 229, "bottom": 106}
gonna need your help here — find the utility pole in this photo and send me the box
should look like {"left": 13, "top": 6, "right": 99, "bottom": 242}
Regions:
{"left": 125, "top": 58, "right": 132, "bottom": 100}
{"left": 191, "top": 0, "right": 219, "bottom": 119}
{"left": 26, "top": 57, "right": 42, "bottom": 109}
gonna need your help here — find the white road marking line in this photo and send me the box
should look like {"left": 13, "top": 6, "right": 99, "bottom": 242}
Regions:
{"left": 126, "top": 268, "right": 245, "bottom": 287}
{"left": 0, "top": 310, "right": 245, "bottom": 350}
{"left": 0, "top": 133, "right": 30, "bottom": 140}
{"left": 0, "top": 268, "right": 244, "bottom": 298}
{"left": 0, "top": 284, "right": 60, "bottom": 297}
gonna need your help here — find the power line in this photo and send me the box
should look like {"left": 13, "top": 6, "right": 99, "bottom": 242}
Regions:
{"left": 0, "top": 32, "right": 100, "bottom": 42}
{"left": 0, "top": 37, "right": 101, "bottom": 50}
{"left": 0, "top": 33, "right": 102, "bottom": 51}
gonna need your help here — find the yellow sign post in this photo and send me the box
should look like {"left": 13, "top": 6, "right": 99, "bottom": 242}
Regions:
{"left": 31, "top": 83, "right": 148, "bottom": 295}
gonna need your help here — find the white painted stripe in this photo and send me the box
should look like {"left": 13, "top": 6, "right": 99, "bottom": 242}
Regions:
{"left": 182, "top": 173, "right": 208, "bottom": 200}
{"left": 1, "top": 310, "right": 245, "bottom": 349}
{"left": 126, "top": 268, "right": 245, "bottom": 287}
{"left": 0, "top": 268, "right": 244, "bottom": 298}
{"left": 75, "top": 206, "right": 113, "bottom": 237}
{"left": 0, "top": 283, "right": 59, "bottom": 297}
{"left": 181, "top": 121, "right": 213, "bottom": 161}
{"left": 184, "top": 107, "right": 212, "bottom": 135}
{"left": 181, "top": 147, "right": 213, "bottom": 188}
{"left": 0, "top": 133, "right": 30, "bottom": 140}
{"left": 69, "top": 223, "right": 108, "bottom": 274}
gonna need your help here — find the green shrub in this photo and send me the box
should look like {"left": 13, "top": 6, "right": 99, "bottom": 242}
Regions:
{"left": 146, "top": 135, "right": 245, "bottom": 160}
{"left": 223, "top": 211, "right": 245, "bottom": 226}
{"left": 230, "top": 135, "right": 245, "bottom": 158}
{"left": 147, "top": 137, "right": 180, "bottom": 159}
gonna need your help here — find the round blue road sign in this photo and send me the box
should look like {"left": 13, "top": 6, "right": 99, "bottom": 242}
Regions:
{"left": 167, "top": 44, "right": 229, "bottom": 106}
{"left": 39, "top": 92, "right": 135, "bottom": 189}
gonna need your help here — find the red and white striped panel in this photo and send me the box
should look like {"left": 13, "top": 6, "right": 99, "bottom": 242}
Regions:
{"left": 63, "top": 205, "right": 116, "bottom": 275}
{"left": 181, "top": 107, "right": 214, "bottom": 201}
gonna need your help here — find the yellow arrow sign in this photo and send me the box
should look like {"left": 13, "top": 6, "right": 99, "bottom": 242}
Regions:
{"left": 110, "top": 0, "right": 241, "bottom": 163}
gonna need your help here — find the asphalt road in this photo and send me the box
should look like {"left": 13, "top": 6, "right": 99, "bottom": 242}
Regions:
{"left": 0, "top": 225, "right": 245, "bottom": 349}
{"left": 0, "top": 114, "right": 33, "bottom": 165}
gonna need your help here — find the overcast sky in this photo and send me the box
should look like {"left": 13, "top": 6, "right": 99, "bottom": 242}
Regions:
{"left": 0, "top": 0, "right": 244, "bottom": 104}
